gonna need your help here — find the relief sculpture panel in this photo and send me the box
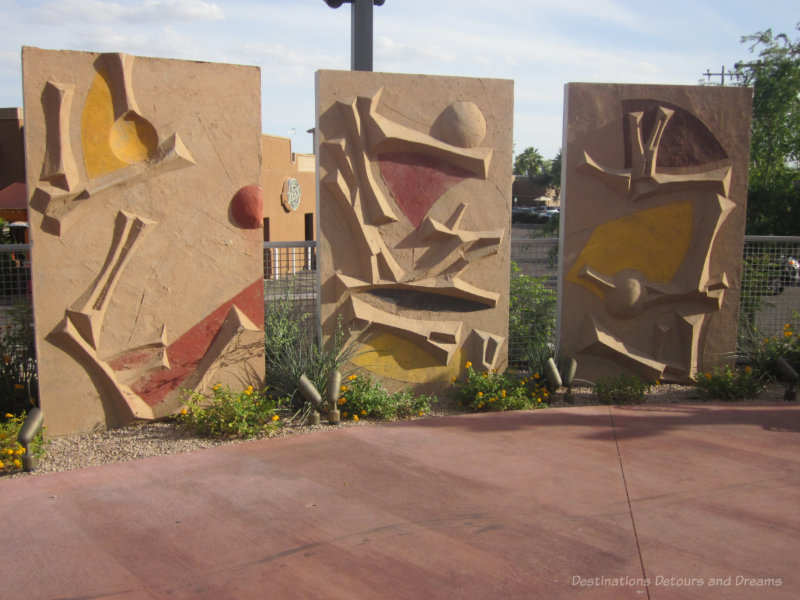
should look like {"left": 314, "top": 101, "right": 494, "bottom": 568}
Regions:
{"left": 559, "top": 83, "right": 753, "bottom": 383}
{"left": 23, "top": 47, "right": 264, "bottom": 435}
{"left": 316, "top": 70, "right": 513, "bottom": 391}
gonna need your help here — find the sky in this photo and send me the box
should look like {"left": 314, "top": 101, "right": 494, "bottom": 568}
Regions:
{"left": 0, "top": 0, "right": 796, "bottom": 159}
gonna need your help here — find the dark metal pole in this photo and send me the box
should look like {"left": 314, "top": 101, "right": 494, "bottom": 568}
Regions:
{"left": 323, "top": 0, "right": 385, "bottom": 72}
{"left": 351, "top": 0, "right": 373, "bottom": 71}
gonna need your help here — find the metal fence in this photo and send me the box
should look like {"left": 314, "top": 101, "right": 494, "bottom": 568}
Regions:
{"left": 263, "top": 241, "right": 318, "bottom": 342}
{"left": 1, "top": 236, "right": 798, "bottom": 367}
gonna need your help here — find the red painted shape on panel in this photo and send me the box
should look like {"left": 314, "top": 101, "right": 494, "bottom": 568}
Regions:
{"left": 132, "top": 279, "right": 264, "bottom": 406}
{"left": 231, "top": 185, "right": 263, "bottom": 229}
{"left": 107, "top": 348, "right": 158, "bottom": 372}
{"left": 378, "top": 152, "right": 474, "bottom": 228}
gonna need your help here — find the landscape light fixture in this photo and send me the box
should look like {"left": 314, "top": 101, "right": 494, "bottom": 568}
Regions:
{"left": 323, "top": 0, "right": 386, "bottom": 71}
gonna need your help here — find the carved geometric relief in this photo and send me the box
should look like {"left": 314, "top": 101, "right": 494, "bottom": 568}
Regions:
{"left": 317, "top": 71, "right": 512, "bottom": 390}
{"left": 559, "top": 84, "right": 753, "bottom": 383}
{"left": 23, "top": 47, "right": 264, "bottom": 435}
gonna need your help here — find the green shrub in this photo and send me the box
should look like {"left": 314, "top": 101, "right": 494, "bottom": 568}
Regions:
{"left": 0, "top": 303, "right": 38, "bottom": 416}
{"left": 179, "top": 384, "right": 288, "bottom": 438}
{"left": 508, "top": 262, "right": 557, "bottom": 374}
{"left": 449, "top": 362, "right": 549, "bottom": 412}
{"left": 336, "top": 373, "right": 434, "bottom": 421}
{"left": 694, "top": 365, "right": 765, "bottom": 400}
{"left": 1, "top": 411, "right": 46, "bottom": 475}
{"left": 593, "top": 373, "right": 652, "bottom": 405}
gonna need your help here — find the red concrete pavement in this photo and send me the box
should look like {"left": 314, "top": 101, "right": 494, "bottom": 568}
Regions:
{"left": 1, "top": 404, "right": 798, "bottom": 600}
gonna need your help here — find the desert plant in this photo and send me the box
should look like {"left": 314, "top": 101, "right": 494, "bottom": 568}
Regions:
{"left": 179, "top": 384, "right": 288, "bottom": 438}
{"left": 694, "top": 365, "right": 765, "bottom": 400}
{"left": 1, "top": 411, "right": 46, "bottom": 475}
{"left": 739, "top": 317, "right": 800, "bottom": 382}
{"left": 449, "top": 362, "right": 549, "bottom": 412}
{"left": 593, "top": 373, "right": 652, "bottom": 405}
{"left": 336, "top": 373, "right": 434, "bottom": 421}
{"left": 264, "top": 282, "right": 359, "bottom": 408}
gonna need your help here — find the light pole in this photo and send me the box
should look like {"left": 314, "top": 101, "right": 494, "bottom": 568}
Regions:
{"left": 323, "top": 0, "right": 386, "bottom": 72}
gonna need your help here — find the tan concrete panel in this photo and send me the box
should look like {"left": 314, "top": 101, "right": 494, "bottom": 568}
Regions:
{"left": 23, "top": 47, "right": 264, "bottom": 435}
{"left": 316, "top": 70, "right": 513, "bottom": 393}
{"left": 559, "top": 83, "right": 752, "bottom": 384}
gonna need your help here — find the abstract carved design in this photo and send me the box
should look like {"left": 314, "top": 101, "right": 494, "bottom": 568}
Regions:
{"left": 23, "top": 48, "right": 264, "bottom": 435}
{"left": 318, "top": 71, "right": 512, "bottom": 389}
{"left": 560, "top": 85, "right": 752, "bottom": 383}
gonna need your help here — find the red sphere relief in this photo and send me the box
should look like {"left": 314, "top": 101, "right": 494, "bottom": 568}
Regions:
{"left": 231, "top": 185, "right": 263, "bottom": 229}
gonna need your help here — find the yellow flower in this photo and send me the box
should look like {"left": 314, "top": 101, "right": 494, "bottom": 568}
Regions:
{"left": 340, "top": 385, "right": 348, "bottom": 392}
{"left": 418, "top": 411, "right": 424, "bottom": 416}
{"left": 744, "top": 366, "right": 752, "bottom": 374}
{"left": 492, "top": 369, "right": 498, "bottom": 374}
{"left": 0, "top": 460, "right": 4, "bottom": 469}
{"left": 3, "top": 448, "right": 12, "bottom": 455}
{"left": 353, "top": 414, "right": 359, "bottom": 421}
{"left": 489, "top": 398, "right": 496, "bottom": 403}
{"left": 477, "top": 403, "right": 484, "bottom": 408}
{"left": 501, "top": 390, "right": 506, "bottom": 398}
{"left": 450, "top": 376, "right": 457, "bottom": 383}
{"left": 338, "top": 398, "right": 346, "bottom": 405}
{"left": 536, "top": 398, "right": 542, "bottom": 403}
{"left": 180, "top": 408, "right": 188, "bottom": 415}
{"left": 4, "top": 413, "right": 13, "bottom": 418}
{"left": 15, "top": 448, "right": 25, "bottom": 455}
{"left": 785, "top": 331, "right": 793, "bottom": 338}
{"left": 705, "top": 372, "right": 712, "bottom": 380}
{"left": 244, "top": 389, "right": 252, "bottom": 395}
{"left": 342, "top": 411, "right": 348, "bottom": 418}
{"left": 360, "top": 410, "right": 367, "bottom": 415}
{"left": 533, "top": 373, "right": 540, "bottom": 379}
{"left": 654, "top": 380, "right": 661, "bottom": 386}
{"left": 13, "top": 459, "right": 21, "bottom": 468}
{"left": 271, "top": 415, "right": 280, "bottom": 421}
{"left": 477, "top": 392, "right": 483, "bottom": 397}
{"left": 465, "top": 361, "right": 472, "bottom": 369}
{"left": 482, "top": 372, "right": 488, "bottom": 378}
{"left": 213, "top": 384, "right": 221, "bottom": 391}
{"left": 784, "top": 323, "right": 791, "bottom": 330}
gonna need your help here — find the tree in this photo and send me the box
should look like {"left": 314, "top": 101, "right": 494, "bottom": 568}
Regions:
{"left": 513, "top": 146, "right": 545, "bottom": 176}
{"left": 734, "top": 24, "right": 800, "bottom": 235}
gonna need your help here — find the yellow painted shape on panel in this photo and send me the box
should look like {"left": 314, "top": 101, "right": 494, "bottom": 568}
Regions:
{"left": 81, "top": 69, "right": 157, "bottom": 178}
{"left": 351, "top": 332, "right": 465, "bottom": 383}
{"left": 567, "top": 200, "right": 693, "bottom": 297}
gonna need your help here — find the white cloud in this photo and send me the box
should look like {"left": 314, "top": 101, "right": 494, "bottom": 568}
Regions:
{"left": 28, "top": 0, "right": 223, "bottom": 25}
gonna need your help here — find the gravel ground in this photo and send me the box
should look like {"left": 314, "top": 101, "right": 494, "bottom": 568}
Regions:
{"left": 6, "top": 382, "right": 793, "bottom": 479}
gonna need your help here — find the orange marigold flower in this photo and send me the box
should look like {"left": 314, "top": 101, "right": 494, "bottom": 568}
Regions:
{"left": 271, "top": 415, "right": 280, "bottom": 421}
{"left": 180, "top": 408, "right": 188, "bottom": 415}
{"left": 464, "top": 361, "right": 472, "bottom": 369}
{"left": 353, "top": 414, "right": 359, "bottom": 421}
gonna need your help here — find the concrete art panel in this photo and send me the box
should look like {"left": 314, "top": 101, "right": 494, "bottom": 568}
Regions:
{"left": 23, "top": 47, "right": 264, "bottom": 435}
{"left": 559, "top": 83, "right": 752, "bottom": 384}
{"left": 316, "top": 70, "right": 513, "bottom": 391}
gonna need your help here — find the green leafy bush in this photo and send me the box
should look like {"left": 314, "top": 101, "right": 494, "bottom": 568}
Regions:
{"left": 336, "top": 373, "right": 434, "bottom": 421}
{"left": 0, "top": 303, "right": 38, "bottom": 416}
{"left": 179, "top": 384, "right": 288, "bottom": 438}
{"left": 694, "top": 365, "right": 765, "bottom": 400}
{"left": 449, "top": 362, "right": 549, "bottom": 412}
{"left": 1, "top": 411, "right": 46, "bottom": 475}
{"left": 593, "top": 373, "right": 652, "bottom": 405}
{"left": 508, "top": 262, "right": 557, "bottom": 374}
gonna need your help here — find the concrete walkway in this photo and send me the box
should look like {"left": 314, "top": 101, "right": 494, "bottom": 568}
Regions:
{"left": 2, "top": 404, "right": 799, "bottom": 600}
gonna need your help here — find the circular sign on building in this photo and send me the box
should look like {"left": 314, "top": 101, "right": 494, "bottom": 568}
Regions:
{"left": 281, "top": 177, "right": 301, "bottom": 212}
